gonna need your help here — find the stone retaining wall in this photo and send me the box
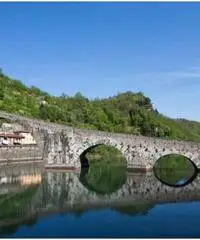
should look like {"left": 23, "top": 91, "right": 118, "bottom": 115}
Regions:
{"left": 0, "top": 162, "right": 44, "bottom": 178}
{"left": 0, "top": 145, "right": 43, "bottom": 163}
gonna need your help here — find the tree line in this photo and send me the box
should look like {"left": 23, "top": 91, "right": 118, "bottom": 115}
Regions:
{"left": 1, "top": 69, "right": 200, "bottom": 142}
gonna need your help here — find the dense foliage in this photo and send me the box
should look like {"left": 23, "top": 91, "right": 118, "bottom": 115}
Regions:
{"left": 80, "top": 163, "right": 127, "bottom": 195}
{"left": 1, "top": 69, "right": 200, "bottom": 142}
{"left": 86, "top": 145, "right": 126, "bottom": 164}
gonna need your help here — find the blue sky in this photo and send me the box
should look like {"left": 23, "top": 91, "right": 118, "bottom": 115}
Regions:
{"left": 0, "top": 2, "right": 200, "bottom": 121}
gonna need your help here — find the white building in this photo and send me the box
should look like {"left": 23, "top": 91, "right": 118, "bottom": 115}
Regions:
{"left": 0, "top": 133, "right": 24, "bottom": 145}
{"left": 14, "top": 131, "right": 37, "bottom": 145}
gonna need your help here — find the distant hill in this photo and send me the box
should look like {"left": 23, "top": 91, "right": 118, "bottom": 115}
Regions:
{"left": 1, "top": 69, "right": 200, "bottom": 142}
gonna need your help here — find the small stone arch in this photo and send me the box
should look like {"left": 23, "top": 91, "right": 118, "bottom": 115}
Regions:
{"left": 153, "top": 153, "right": 198, "bottom": 187}
{"left": 145, "top": 149, "right": 199, "bottom": 170}
{"left": 153, "top": 153, "right": 198, "bottom": 171}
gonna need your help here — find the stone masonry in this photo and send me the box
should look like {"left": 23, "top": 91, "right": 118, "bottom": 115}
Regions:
{"left": 0, "top": 145, "right": 43, "bottom": 163}
{"left": 1, "top": 111, "right": 200, "bottom": 170}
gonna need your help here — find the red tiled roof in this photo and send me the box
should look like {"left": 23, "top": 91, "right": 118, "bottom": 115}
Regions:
{"left": 14, "top": 131, "right": 30, "bottom": 133}
{"left": 0, "top": 133, "right": 25, "bottom": 139}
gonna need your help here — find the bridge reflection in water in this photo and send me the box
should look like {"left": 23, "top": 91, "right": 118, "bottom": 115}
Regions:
{"left": 0, "top": 163, "right": 200, "bottom": 236}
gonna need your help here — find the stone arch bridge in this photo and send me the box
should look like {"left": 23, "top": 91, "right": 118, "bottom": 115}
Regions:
{"left": 1, "top": 111, "right": 200, "bottom": 170}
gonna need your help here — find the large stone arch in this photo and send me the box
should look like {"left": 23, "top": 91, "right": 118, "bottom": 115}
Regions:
{"left": 73, "top": 138, "right": 129, "bottom": 169}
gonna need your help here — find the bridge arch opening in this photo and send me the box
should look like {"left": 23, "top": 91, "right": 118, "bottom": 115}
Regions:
{"left": 79, "top": 144, "right": 127, "bottom": 195}
{"left": 79, "top": 144, "right": 127, "bottom": 169}
{"left": 153, "top": 153, "right": 198, "bottom": 187}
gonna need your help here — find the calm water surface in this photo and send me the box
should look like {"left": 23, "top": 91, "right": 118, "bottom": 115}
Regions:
{"left": 1, "top": 163, "right": 200, "bottom": 238}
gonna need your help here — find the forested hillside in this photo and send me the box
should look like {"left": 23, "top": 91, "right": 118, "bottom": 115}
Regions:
{"left": 1, "top": 69, "right": 200, "bottom": 142}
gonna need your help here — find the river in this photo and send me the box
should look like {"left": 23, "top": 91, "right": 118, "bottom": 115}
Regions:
{"left": 0, "top": 162, "right": 200, "bottom": 237}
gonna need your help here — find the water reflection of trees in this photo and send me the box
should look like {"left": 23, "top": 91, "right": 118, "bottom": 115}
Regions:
{"left": 112, "top": 203, "right": 154, "bottom": 216}
{"left": 80, "top": 164, "right": 127, "bottom": 195}
{"left": 0, "top": 216, "right": 37, "bottom": 236}
{"left": 0, "top": 183, "right": 39, "bottom": 237}
{"left": 2, "top": 165, "right": 200, "bottom": 236}
{"left": 80, "top": 146, "right": 128, "bottom": 195}
{"left": 0, "top": 184, "right": 39, "bottom": 220}
{"left": 68, "top": 202, "right": 155, "bottom": 218}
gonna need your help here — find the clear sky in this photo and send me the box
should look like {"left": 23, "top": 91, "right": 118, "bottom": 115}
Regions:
{"left": 0, "top": 2, "right": 200, "bottom": 121}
